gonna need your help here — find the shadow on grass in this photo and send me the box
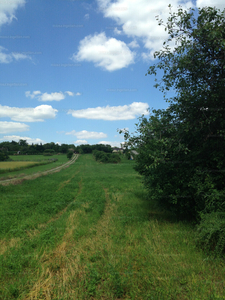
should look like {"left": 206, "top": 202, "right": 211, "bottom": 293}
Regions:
{"left": 133, "top": 189, "right": 193, "bottom": 226}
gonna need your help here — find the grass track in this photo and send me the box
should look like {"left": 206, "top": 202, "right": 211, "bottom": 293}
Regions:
{"left": 0, "top": 154, "right": 224, "bottom": 299}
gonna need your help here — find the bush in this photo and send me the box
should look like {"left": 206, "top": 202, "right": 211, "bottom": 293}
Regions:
{"left": 196, "top": 212, "right": 225, "bottom": 257}
{"left": 93, "top": 150, "right": 121, "bottom": 164}
{"left": 67, "top": 152, "right": 73, "bottom": 160}
{"left": 0, "top": 151, "right": 9, "bottom": 161}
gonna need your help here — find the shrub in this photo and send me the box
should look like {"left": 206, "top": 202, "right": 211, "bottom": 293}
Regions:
{"left": 67, "top": 152, "right": 73, "bottom": 160}
{"left": 0, "top": 151, "right": 9, "bottom": 161}
{"left": 196, "top": 212, "right": 225, "bottom": 257}
{"left": 93, "top": 150, "right": 121, "bottom": 164}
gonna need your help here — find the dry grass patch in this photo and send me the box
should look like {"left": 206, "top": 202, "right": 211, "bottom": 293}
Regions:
{"left": 0, "top": 161, "right": 39, "bottom": 170}
{"left": 0, "top": 237, "right": 21, "bottom": 255}
{"left": 24, "top": 187, "right": 116, "bottom": 300}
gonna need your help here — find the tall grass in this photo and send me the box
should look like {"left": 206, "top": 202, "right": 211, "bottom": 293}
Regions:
{"left": 0, "top": 154, "right": 224, "bottom": 299}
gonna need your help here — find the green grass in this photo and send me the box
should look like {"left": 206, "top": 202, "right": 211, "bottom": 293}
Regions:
{"left": 0, "top": 154, "right": 224, "bottom": 299}
{"left": 0, "top": 155, "right": 68, "bottom": 180}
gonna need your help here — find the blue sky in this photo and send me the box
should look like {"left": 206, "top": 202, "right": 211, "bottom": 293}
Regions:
{"left": 0, "top": 0, "right": 224, "bottom": 147}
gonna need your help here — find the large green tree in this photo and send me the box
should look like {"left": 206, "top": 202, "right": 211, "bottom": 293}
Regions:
{"left": 123, "top": 6, "right": 225, "bottom": 221}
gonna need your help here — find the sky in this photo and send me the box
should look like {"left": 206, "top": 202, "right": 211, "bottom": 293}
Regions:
{"left": 0, "top": 0, "right": 224, "bottom": 147}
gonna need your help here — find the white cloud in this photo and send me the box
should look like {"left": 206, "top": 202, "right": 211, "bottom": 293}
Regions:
{"left": 66, "top": 130, "right": 107, "bottom": 139}
{"left": 1, "top": 135, "right": 45, "bottom": 145}
{"left": 39, "top": 92, "right": 65, "bottom": 101}
{"left": 0, "top": 104, "right": 58, "bottom": 122}
{"left": 26, "top": 90, "right": 74, "bottom": 101}
{"left": 72, "top": 32, "right": 135, "bottom": 71}
{"left": 68, "top": 102, "right": 149, "bottom": 120}
{"left": 25, "top": 90, "right": 41, "bottom": 99}
{"left": 0, "top": 0, "right": 25, "bottom": 27}
{"left": 0, "top": 47, "right": 31, "bottom": 63}
{"left": 76, "top": 92, "right": 81, "bottom": 96}
{"left": 74, "top": 139, "right": 88, "bottom": 145}
{"left": 0, "top": 121, "right": 29, "bottom": 134}
{"left": 128, "top": 40, "right": 140, "bottom": 48}
{"left": 196, "top": 0, "right": 225, "bottom": 10}
{"left": 99, "top": 141, "right": 125, "bottom": 148}
{"left": 97, "top": 0, "right": 193, "bottom": 58}
{"left": 65, "top": 91, "right": 74, "bottom": 96}
{"left": 84, "top": 13, "right": 89, "bottom": 19}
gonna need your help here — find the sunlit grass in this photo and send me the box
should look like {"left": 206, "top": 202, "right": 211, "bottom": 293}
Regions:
{"left": 0, "top": 161, "right": 39, "bottom": 170}
{"left": 0, "top": 154, "right": 224, "bottom": 299}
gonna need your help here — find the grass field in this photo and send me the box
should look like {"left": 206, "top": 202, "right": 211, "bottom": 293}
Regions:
{"left": 0, "top": 154, "right": 224, "bottom": 299}
{"left": 0, "top": 161, "right": 39, "bottom": 170}
{"left": 0, "top": 155, "right": 68, "bottom": 179}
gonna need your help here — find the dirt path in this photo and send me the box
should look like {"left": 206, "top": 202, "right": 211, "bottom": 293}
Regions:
{"left": 0, "top": 154, "right": 79, "bottom": 186}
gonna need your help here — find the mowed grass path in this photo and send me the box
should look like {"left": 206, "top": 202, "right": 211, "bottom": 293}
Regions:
{"left": 0, "top": 154, "right": 224, "bottom": 299}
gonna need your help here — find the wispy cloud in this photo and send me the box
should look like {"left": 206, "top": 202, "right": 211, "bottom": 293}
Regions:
{"left": 66, "top": 130, "right": 107, "bottom": 139}
{"left": 0, "top": 47, "right": 31, "bottom": 63}
{"left": 26, "top": 90, "right": 75, "bottom": 101}
{"left": 0, "top": 0, "right": 25, "bottom": 27}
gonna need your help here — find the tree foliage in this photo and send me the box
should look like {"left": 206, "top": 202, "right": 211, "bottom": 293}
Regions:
{"left": 122, "top": 5, "right": 225, "bottom": 234}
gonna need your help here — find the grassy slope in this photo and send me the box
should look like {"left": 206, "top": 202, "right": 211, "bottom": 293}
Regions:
{"left": 0, "top": 155, "right": 68, "bottom": 179}
{"left": 0, "top": 154, "right": 224, "bottom": 300}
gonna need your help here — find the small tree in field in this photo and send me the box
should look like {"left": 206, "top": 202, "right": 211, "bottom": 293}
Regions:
{"left": 67, "top": 151, "right": 73, "bottom": 160}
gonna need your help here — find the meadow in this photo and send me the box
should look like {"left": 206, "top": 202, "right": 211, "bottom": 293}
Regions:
{"left": 0, "top": 161, "right": 40, "bottom": 170}
{"left": 0, "top": 154, "right": 224, "bottom": 299}
{"left": 0, "top": 155, "right": 68, "bottom": 179}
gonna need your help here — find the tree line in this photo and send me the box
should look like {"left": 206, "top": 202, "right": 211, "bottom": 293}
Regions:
{"left": 0, "top": 140, "right": 113, "bottom": 160}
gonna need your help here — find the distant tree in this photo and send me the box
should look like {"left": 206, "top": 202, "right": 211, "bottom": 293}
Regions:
{"left": 67, "top": 151, "right": 73, "bottom": 160}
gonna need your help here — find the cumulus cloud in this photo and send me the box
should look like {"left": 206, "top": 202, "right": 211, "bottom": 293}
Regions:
{"left": 66, "top": 130, "right": 107, "bottom": 139}
{"left": 0, "top": 121, "right": 29, "bottom": 134}
{"left": 26, "top": 90, "right": 74, "bottom": 101}
{"left": 1, "top": 135, "right": 45, "bottom": 145}
{"left": 0, "top": 104, "right": 58, "bottom": 122}
{"left": 39, "top": 92, "right": 65, "bottom": 101}
{"left": 0, "top": 0, "right": 25, "bottom": 27}
{"left": 97, "top": 0, "right": 193, "bottom": 58}
{"left": 68, "top": 102, "right": 149, "bottom": 120}
{"left": 74, "top": 139, "right": 88, "bottom": 145}
{"left": 72, "top": 32, "right": 135, "bottom": 71}
{"left": 76, "top": 92, "right": 81, "bottom": 96}
{"left": 196, "top": 0, "right": 225, "bottom": 10}
{"left": 0, "top": 47, "right": 31, "bottom": 63}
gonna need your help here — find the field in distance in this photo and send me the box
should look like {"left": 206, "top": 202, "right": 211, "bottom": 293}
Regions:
{"left": 0, "top": 161, "right": 40, "bottom": 170}
{"left": 0, "top": 154, "right": 68, "bottom": 179}
{"left": 0, "top": 154, "right": 224, "bottom": 299}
